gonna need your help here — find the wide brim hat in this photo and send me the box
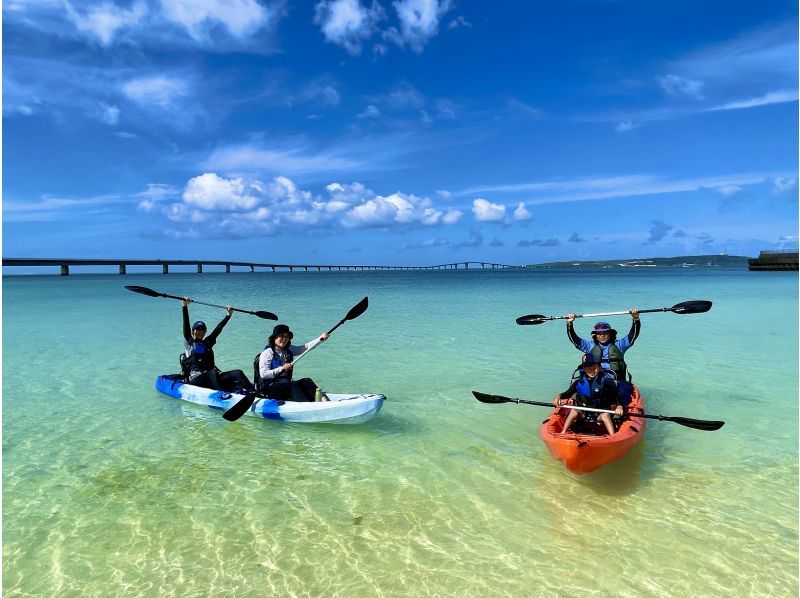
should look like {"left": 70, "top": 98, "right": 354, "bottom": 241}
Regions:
{"left": 269, "top": 324, "right": 294, "bottom": 345}
{"left": 591, "top": 321, "right": 617, "bottom": 336}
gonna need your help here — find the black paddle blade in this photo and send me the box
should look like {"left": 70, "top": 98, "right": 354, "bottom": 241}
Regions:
{"left": 253, "top": 310, "right": 279, "bottom": 321}
{"left": 345, "top": 296, "right": 369, "bottom": 321}
{"left": 223, "top": 392, "right": 259, "bottom": 421}
{"left": 670, "top": 300, "right": 712, "bottom": 315}
{"left": 515, "top": 314, "right": 547, "bottom": 325}
{"left": 666, "top": 416, "right": 725, "bottom": 431}
{"left": 472, "top": 391, "right": 511, "bottom": 404}
{"left": 125, "top": 285, "right": 162, "bottom": 298}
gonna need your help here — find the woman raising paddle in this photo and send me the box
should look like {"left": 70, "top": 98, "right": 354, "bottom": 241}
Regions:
{"left": 182, "top": 298, "right": 251, "bottom": 393}
{"left": 256, "top": 324, "right": 329, "bottom": 402}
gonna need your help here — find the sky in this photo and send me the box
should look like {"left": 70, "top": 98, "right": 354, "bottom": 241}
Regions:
{"left": 3, "top": 0, "right": 798, "bottom": 266}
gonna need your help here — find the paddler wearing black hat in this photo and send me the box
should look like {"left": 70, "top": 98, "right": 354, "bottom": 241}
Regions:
{"left": 256, "top": 324, "right": 330, "bottom": 401}
{"left": 181, "top": 298, "right": 252, "bottom": 393}
{"left": 566, "top": 308, "right": 640, "bottom": 403}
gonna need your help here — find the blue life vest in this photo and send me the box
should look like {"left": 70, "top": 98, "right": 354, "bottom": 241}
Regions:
{"left": 575, "top": 372, "right": 616, "bottom": 407}
{"left": 267, "top": 345, "right": 294, "bottom": 380}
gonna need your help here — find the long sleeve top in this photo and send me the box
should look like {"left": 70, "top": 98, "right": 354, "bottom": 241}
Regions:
{"left": 258, "top": 337, "right": 323, "bottom": 381}
{"left": 182, "top": 305, "right": 231, "bottom": 370}
{"left": 567, "top": 319, "right": 640, "bottom": 356}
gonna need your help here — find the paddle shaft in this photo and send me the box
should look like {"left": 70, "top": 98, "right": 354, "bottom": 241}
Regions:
{"left": 506, "top": 397, "right": 624, "bottom": 415}
{"left": 125, "top": 286, "right": 275, "bottom": 319}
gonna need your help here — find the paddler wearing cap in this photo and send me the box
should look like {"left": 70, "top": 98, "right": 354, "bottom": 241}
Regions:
{"left": 553, "top": 352, "right": 623, "bottom": 435}
{"left": 256, "top": 325, "right": 330, "bottom": 402}
{"left": 566, "top": 308, "right": 640, "bottom": 402}
{"left": 181, "top": 298, "right": 251, "bottom": 393}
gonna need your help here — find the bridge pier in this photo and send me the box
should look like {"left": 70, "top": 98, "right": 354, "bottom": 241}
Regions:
{"left": 271, "top": 266, "right": 275, "bottom": 272}
{"left": 197, "top": 264, "right": 203, "bottom": 273}
{"left": 119, "top": 264, "right": 126, "bottom": 275}
{"left": 61, "top": 264, "right": 69, "bottom": 276}
{"left": 163, "top": 264, "right": 169, "bottom": 274}
{"left": 226, "top": 264, "right": 231, "bottom": 273}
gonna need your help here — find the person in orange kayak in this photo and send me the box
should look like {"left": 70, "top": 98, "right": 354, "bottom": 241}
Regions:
{"left": 553, "top": 353, "right": 623, "bottom": 435}
{"left": 566, "top": 308, "right": 640, "bottom": 403}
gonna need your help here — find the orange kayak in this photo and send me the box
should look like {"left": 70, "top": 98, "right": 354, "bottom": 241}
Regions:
{"left": 539, "top": 385, "right": 646, "bottom": 474}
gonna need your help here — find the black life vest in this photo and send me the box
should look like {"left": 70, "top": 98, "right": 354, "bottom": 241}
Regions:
{"left": 575, "top": 372, "right": 617, "bottom": 408}
{"left": 186, "top": 339, "right": 215, "bottom": 372}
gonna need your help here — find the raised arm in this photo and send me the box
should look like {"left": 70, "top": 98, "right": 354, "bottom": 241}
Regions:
{"left": 206, "top": 307, "right": 233, "bottom": 343}
{"left": 182, "top": 299, "right": 192, "bottom": 343}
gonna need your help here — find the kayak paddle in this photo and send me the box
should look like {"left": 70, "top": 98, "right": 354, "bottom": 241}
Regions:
{"left": 223, "top": 297, "right": 370, "bottom": 422}
{"left": 516, "top": 300, "right": 712, "bottom": 326}
{"left": 125, "top": 285, "right": 278, "bottom": 320}
{"left": 472, "top": 391, "right": 725, "bottom": 431}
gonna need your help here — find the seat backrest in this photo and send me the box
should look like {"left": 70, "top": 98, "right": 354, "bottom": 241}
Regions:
{"left": 252, "top": 353, "right": 263, "bottom": 390}
{"left": 179, "top": 353, "right": 190, "bottom": 380}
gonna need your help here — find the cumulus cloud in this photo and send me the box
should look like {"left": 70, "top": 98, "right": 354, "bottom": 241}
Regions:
{"left": 568, "top": 232, "right": 587, "bottom": 243}
{"left": 183, "top": 173, "right": 259, "bottom": 210}
{"left": 390, "top": 0, "right": 452, "bottom": 53}
{"left": 161, "top": 0, "right": 274, "bottom": 41}
{"left": 145, "top": 174, "right": 462, "bottom": 236}
{"left": 513, "top": 202, "right": 532, "bottom": 221}
{"left": 472, "top": 198, "right": 506, "bottom": 222}
{"left": 314, "top": 0, "right": 384, "bottom": 55}
{"left": 358, "top": 104, "right": 381, "bottom": 118}
{"left": 658, "top": 74, "right": 705, "bottom": 99}
{"left": 65, "top": 1, "right": 147, "bottom": 46}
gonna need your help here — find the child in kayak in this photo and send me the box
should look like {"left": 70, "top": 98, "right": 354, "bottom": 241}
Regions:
{"left": 553, "top": 353, "right": 624, "bottom": 435}
{"left": 256, "top": 324, "right": 329, "bottom": 401}
{"left": 566, "top": 308, "right": 640, "bottom": 403}
{"left": 182, "top": 298, "right": 252, "bottom": 393}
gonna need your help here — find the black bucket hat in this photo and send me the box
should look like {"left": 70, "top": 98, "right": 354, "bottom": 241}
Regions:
{"left": 269, "top": 324, "right": 293, "bottom": 345}
{"left": 192, "top": 321, "right": 207, "bottom": 331}
{"left": 581, "top": 352, "right": 602, "bottom": 368}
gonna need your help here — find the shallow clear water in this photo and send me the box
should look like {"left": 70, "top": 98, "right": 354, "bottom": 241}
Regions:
{"left": 3, "top": 268, "right": 798, "bottom": 596}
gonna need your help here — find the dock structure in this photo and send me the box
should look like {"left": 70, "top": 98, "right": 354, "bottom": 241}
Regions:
{"left": 2, "top": 258, "right": 523, "bottom": 276}
{"left": 748, "top": 251, "right": 799, "bottom": 271}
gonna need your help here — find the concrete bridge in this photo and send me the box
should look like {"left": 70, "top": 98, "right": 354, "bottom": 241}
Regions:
{"left": 2, "top": 258, "right": 523, "bottom": 276}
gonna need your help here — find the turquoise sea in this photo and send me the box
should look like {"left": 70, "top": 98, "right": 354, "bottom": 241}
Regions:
{"left": 3, "top": 268, "right": 798, "bottom": 596}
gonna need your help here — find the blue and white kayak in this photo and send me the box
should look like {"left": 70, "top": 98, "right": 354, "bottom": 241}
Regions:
{"left": 155, "top": 376, "right": 385, "bottom": 424}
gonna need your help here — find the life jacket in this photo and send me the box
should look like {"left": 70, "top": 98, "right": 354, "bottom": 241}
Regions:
{"left": 267, "top": 344, "right": 294, "bottom": 380}
{"left": 591, "top": 342, "right": 627, "bottom": 380}
{"left": 575, "top": 372, "right": 616, "bottom": 408}
{"left": 186, "top": 340, "right": 215, "bottom": 372}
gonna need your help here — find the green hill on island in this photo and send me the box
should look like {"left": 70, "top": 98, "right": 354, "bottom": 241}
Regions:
{"left": 527, "top": 254, "right": 750, "bottom": 268}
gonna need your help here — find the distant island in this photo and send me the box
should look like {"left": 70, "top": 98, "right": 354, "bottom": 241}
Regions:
{"left": 527, "top": 254, "right": 751, "bottom": 268}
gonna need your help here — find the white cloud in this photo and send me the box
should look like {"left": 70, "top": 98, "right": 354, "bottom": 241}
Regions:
{"left": 513, "top": 202, "right": 532, "bottom": 221}
{"left": 121, "top": 75, "right": 189, "bottom": 108}
{"left": 447, "top": 15, "right": 471, "bottom": 29}
{"left": 615, "top": 121, "right": 640, "bottom": 133}
{"left": 472, "top": 198, "right": 506, "bottom": 222}
{"left": 658, "top": 74, "right": 705, "bottom": 99}
{"left": 358, "top": 104, "right": 381, "bottom": 118}
{"left": 203, "top": 144, "right": 360, "bottom": 174}
{"left": 713, "top": 184, "right": 743, "bottom": 197}
{"left": 314, "top": 0, "right": 384, "bottom": 55}
{"left": 161, "top": 0, "right": 273, "bottom": 40}
{"left": 65, "top": 1, "right": 148, "bottom": 45}
{"left": 391, "top": 0, "right": 451, "bottom": 52}
{"left": 773, "top": 177, "right": 797, "bottom": 195}
{"left": 182, "top": 173, "right": 259, "bottom": 210}
{"left": 709, "top": 89, "right": 798, "bottom": 111}
{"left": 99, "top": 103, "right": 121, "bottom": 125}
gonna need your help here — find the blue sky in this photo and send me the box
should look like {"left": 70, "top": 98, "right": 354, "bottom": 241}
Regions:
{"left": 3, "top": 0, "right": 798, "bottom": 265}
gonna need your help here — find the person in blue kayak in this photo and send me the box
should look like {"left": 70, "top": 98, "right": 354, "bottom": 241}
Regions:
{"left": 182, "top": 298, "right": 252, "bottom": 393}
{"left": 567, "top": 308, "right": 640, "bottom": 403}
{"left": 255, "top": 324, "right": 330, "bottom": 401}
{"left": 553, "top": 353, "right": 624, "bottom": 435}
